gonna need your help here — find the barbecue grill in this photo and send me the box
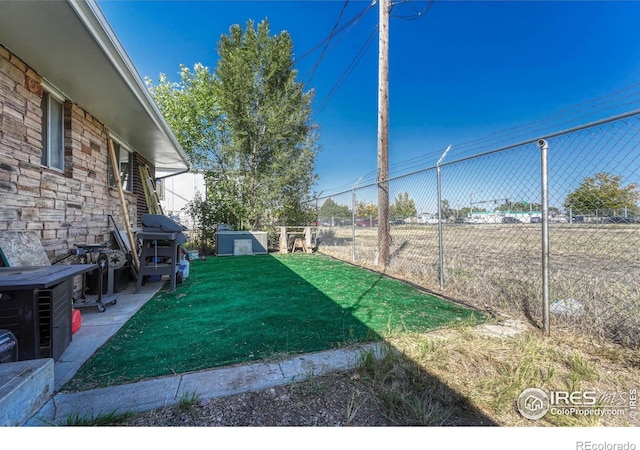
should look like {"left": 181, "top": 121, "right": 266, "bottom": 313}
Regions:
{"left": 135, "top": 215, "right": 188, "bottom": 293}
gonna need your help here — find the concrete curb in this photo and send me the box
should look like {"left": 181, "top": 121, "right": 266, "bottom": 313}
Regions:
{"left": 0, "top": 359, "right": 54, "bottom": 426}
{"left": 26, "top": 342, "right": 384, "bottom": 426}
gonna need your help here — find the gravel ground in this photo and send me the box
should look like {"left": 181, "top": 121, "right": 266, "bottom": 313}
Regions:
{"left": 121, "top": 370, "right": 393, "bottom": 427}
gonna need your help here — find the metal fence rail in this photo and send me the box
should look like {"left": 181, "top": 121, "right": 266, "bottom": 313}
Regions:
{"left": 314, "top": 112, "right": 640, "bottom": 348}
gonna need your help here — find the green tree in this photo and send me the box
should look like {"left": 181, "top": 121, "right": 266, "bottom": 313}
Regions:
{"left": 356, "top": 201, "right": 378, "bottom": 218}
{"left": 438, "top": 199, "right": 456, "bottom": 220}
{"left": 564, "top": 172, "right": 640, "bottom": 216}
{"left": 318, "top": 198, "right": 351, "bottom": 225}
{"left": 389, "top": 192, "right": 416, "bottom": 219}
{"left": 147, "top": 19, "right": 318, "bottom": 230}
{"left": 147, "top": 64, "right": 224, "bottom": 170}
{"left": 214, "top": 19, "right": 318, "bottom": 228}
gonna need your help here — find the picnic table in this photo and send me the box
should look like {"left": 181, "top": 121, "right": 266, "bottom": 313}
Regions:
{"left": 279, "top": 226, "right": 316, "bottom": 253}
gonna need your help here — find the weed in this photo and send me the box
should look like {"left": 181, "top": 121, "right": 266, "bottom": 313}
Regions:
{"left": 344, "top": 391, "right": 365, "bottom": 426}
{"left": 357, "top": 348, "right": 379, "bottom": 375}
{"left": 111, "top": 318, "right": 638, "bottom": 427}
{"left": 62, "top": 410, "right": 134, "bottom": 426}
{"left": 565, "top": 352, "right": 598, "bottom": 382}
{"left": 178, "top": 391, "right": 200, "bottom": 413}
{"left": 285, "top": 366, "right": 327, "bottom": 397}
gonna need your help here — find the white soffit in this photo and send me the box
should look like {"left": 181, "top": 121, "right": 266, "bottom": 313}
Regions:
{"left": 0, "top": 0, "right": 189, "bottom": 171}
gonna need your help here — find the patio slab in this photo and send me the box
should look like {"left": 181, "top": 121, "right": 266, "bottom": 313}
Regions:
{"left": 52, "top": 283, "right": 160, "bottom": 390}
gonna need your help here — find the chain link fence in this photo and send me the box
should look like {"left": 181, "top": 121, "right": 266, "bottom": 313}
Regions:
{"left": 314, "top": 112, "right": 640, "bottom": 348}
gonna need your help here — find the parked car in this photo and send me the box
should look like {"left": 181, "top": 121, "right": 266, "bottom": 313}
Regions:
{"left": 390, "top": 219, "right": 405, "bottom": 225}
{"left": 502, "top": 217, "right": 521, "bottom": 224}
{"left": 356, "top": 219, "right": 378, "bottom": 227}
{"left": 530, "top": 217, "right": 542, "bottom": 223}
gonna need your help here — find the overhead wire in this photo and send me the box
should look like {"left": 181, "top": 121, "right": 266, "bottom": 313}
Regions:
{"left": 313, "top": 1, "right": 640, "bottom": 198}
{"left": 390, "top": 0, "right": 435, "bottom": 20}
{"left": 296, "top": 0, "right": 376, "bottom": 64}
{"left": 447, "top": 81, "right": 640, "bottom": 161}
{"left": 318, "top": 82, "right": 640, "bottom": 197}
{"left": 303, "top": 0, "right": 350, "bottom": 91}
{"left": 387, "top": 82, "right": 640, "bottom": 175}
{"left": 295, "top": 1, "right": 377, "bottom": 115}
{"left": 293, "top": 0, "right": 378, "bottom": 197}
{"left": 316, "top": 25, "right": 378, "bottom": 114}
{"left": 312, "top": 0, "right": 441, "bottom": 196}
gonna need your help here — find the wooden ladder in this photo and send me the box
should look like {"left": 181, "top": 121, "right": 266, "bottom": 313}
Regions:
{"left": 139, "top": 165, "right": 164, "bottom": 215}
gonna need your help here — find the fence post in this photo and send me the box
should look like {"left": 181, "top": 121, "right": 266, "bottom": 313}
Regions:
{"left": 436, "top": 145, "right": 451, "bottom": 289}
{"left": 538, "top": 139, "right": 550, "bottom": 336}
{"left": 351, "top": 177, "right": 362, "bottom": 262}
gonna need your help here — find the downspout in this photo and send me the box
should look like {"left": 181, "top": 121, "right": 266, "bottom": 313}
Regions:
{"left": 154, "top": 168, "right": 191, "bottom": 181}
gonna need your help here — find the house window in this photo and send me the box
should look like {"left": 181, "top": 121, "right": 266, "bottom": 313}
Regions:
{"left": 40, "top": 92, "right": 64, "bottom": 170}
{"left": 108, "top": 142, "right": 133, "bottom": 192}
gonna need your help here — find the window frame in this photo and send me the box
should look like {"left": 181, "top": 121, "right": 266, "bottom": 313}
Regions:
{"left": 108, "top": 139, "right": 134, "bottom": 193}
{"left": 40, "top": 88, "right": 65, "bottom": 171}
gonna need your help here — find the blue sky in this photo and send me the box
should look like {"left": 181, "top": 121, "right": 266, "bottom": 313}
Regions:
{"left": 97, "top": 0, "right": 640, "bottom": 197}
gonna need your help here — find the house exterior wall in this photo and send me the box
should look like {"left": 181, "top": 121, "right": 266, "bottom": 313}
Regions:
{"left": 0, "top": 44, "right": 152, "bottom": 261}
{"left": 157, "top": 170, "right": 205, "bottom": 229}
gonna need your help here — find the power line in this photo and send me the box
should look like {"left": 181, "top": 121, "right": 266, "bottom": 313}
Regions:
{"left": 316, "top": 25, "right": 378, "bottom": 114}
{"left": 317, "top": 81, "right": 640, "bottom": 197}
{"left": 303, "top": 0, "right": 350, "bottom": 91}
{"left": 391, "top": 0, "right": 435, "bottom": 20}
{"left": 296, "top": 1, "right": 377, "bottom": 114}
{"left": 302, "top": 1, "right": 436, "bottom": 116}
{"left": 297, "top": 1, "right": 376, "bottom": 71}
{"left": 447, "top": 81, "right": 640, "bottom": 161}
{"left": 297, "top": 1, "right": 375, "bottom": 64}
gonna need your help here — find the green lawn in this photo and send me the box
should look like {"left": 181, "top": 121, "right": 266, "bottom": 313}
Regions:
{"left": 63, "top": 253, "right": 484, "bottom": 391}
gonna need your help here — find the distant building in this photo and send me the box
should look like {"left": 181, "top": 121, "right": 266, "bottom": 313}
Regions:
{"left": 416, "top": 213, "right": 439, "bottom": 224}
{"left": 469, "top": 211, "right": 542, "bottom": 224}
{"left": 157, "top": 171, "right": 206, "bottom": 229}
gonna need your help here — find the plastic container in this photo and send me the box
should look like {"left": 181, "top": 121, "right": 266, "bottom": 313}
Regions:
{"left": 179, "top": 257, "right": 190, "bottom": 279}
{"left": 72, "top": 309, "right": 82, "bottom": 334}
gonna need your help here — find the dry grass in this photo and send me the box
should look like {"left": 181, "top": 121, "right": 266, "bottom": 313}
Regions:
{"left": 318, "top": 223, "right": 640, "bottom": 348}
{"left": 358, "top": 322, "right": 640, "bottom": 426}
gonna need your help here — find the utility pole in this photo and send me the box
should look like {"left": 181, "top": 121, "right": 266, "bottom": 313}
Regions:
{"left": 377, "top": 0, "right": 390, "bottom": 268}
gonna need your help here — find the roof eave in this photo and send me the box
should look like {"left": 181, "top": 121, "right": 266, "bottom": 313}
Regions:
{"left": 0, "top": 0, "right": 190, "bottom": 171}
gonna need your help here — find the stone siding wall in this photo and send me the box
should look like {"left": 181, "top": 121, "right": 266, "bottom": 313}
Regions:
{"left": 0, "top": 44, "right": 151, "bottom": 262}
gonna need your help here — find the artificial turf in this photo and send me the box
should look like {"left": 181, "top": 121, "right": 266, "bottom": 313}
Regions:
{"left": 63, "top": 253, "right": 484, "bottom": 391}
